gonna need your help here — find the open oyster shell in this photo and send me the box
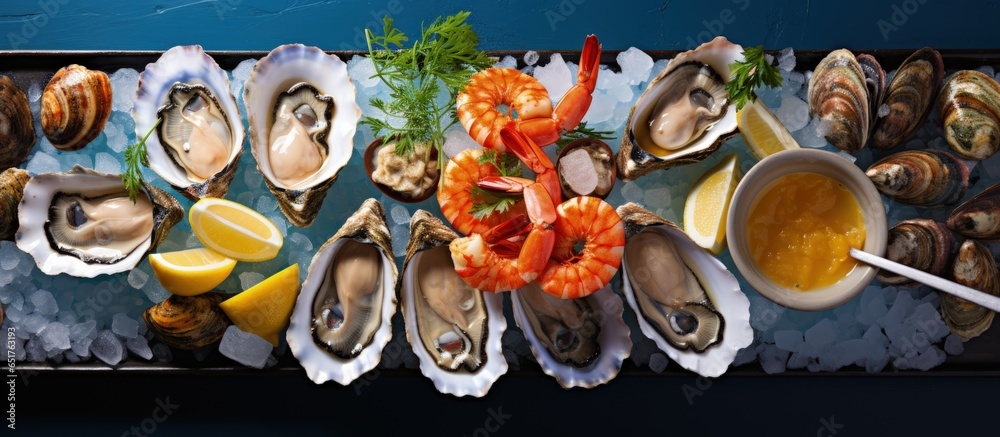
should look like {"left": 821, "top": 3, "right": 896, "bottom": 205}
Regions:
{"left": 287, "top": 198, "right": 396, "bottom": 385}
{"left": 244, "top": 44, "right": 361, "bottom": 227}
{"left": 134, "top": 45, "right": 245, "bottom": 200}
{"left": 616, "top": 37, "right": 743, "bottom": 181}
{"left": 511, "top": 282, "right": 631, "bottom": 389}
{"left": 400, "top": 210, "right": 507, "bottom": 397}
{"left": 617, "top": 203, "right": 752, "bottom": 377}
{"left": 15, "top": 165, "right": 182, "bottom": 277}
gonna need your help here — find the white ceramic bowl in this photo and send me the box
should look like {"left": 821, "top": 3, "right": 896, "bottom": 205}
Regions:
{"left": 726, "top": 149, "right": 888, "bottom": 311}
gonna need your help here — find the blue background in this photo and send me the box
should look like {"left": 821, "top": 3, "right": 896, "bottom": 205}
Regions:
{"left": 5, "top": 0, "right": 1000, "bottom": 435}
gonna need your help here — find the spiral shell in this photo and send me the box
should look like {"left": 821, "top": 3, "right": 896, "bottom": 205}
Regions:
{"left": 0, "top": 168, "right": 29, "bottom": 241}
{"left": 942, "top": 240, "right": 1000, "bottom": 340}
{"left": 937, "top": 70, "right": 1000, "bottom": 160}
{"left": 143, "top": 293, "right": 231, "bottom": 350}
{"left": 865, "top": 149, "right": 970, "bottom": 207}
{"left": 0, "top": 76, "right": 36, "bottom": 170}
{"left": 871, "top": 48, "right": 944, "bottom": 150}
{"left": 40, "top": 65, "right": 112, "bottom": 151}
{"left": 808, "top": 50, "right": 883, "bottom": 154}
{"left": 876, "top": 219, "right": 955, "bottom": 286}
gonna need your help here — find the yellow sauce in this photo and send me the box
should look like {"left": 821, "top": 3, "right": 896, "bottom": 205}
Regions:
{"left": 746, "top": 172, "right": 866, "bottom": 291}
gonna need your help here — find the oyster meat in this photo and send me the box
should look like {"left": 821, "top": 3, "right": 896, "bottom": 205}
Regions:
{"left": 134, "top": 45, "right": 245, "bottom": 200}
{"left": 616, "top": 37, "right": 743, "bottom": 181}
{"left": 942, "top": 240, "right": 1000, "bottom": 340}
{"left": 287, "top": 198, "right": 397, "bottom": 386}
{"left": 400, "top": 210, "right": 506, "bottom": 397}
{"left": 617, "top": 203, "right": 752, "bottom": 377}
{"left": 0, "top": 76, "right": 35, "bottom": 170}
{"left": 511, "top": 282, "right": 631, "bottom": 388}
{"left": 865, "top": 149, "right": 969, "bottom": 207}
{"left": 41, "top": 64, "right": 112, "bottom": 151}
{"left": 15, "top": 166, "right": 182, "bottom": 277}
{"left": 937, "top": 70, "right": 1000, "bottom": 160}
{"left": 244, "top": 44, "right": 361, "bottom": 227}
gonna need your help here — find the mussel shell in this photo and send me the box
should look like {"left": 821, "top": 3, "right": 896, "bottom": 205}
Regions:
{"left": 0, "top": 168, "right": 29, "bottom": 241}
{"left": 947, "top": 181, "right": 1000, "bottom": 240}
{"left": 870, "top": 48, "right": 944, "bottom": 150}
{"left": 865, "top": 149, "right": 969, "bottom": 207}
{"left": 942, "top": 240, "right": 1000, "bottom": 340}
{"left": 876, "top": 219, "right": 956, "bottom": 285}
{"left": 937, "top": 70, "right": 1000, "bottom": 160}
{"left": 857, "top": 53, "right": 886, "bottom": 126}
{"left": 40, "top": 65, "right": 112, "bottom": 151}
{"left": 0, "top": 76, "right": 36, "bottom": 170}
{"left": 808, "top": 50, "right": 875, "bottom": 154}
{"left": 143, "top": 293, "right": 231, "bottom": 350}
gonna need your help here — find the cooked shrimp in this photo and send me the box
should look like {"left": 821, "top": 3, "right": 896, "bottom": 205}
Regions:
{"left": 436, "top": 148, "right": 526, "bottom": 236}
{"left": 537, "top": 196, "right": 625, "bottom": 299}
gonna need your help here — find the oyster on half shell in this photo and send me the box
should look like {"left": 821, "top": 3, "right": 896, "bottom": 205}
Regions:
{"left": 616, "top": 37, "right": 743, "bottom": 181}
{"left": 244, "top": 44, "right": 362, "bottom": 227}
{"left": 617, "top": 203, "right": 752, "bottom": 377}
{"left": 134, "top": 45, "right": 245, "bottom": 200}
{"left": 15, "top": 165, "right": 182, "bottom": 277}
{"left": 286, "top": 198, "right": 396, "bottom": 386}
{"left": 400, "top": 210, "right": 506, "bottom": 397}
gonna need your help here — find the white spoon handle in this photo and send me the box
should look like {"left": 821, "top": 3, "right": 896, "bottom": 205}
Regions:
{"left": 850, "top": 248, "right": 1000, "bottom": 313}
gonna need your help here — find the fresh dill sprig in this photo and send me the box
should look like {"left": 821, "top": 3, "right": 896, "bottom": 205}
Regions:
{"left": 360, "top": 11, "right": 493, "bottom": 175}
{"left": 726, "top": 46, "right": 783, "bottom": 111}
{"left": 121, "top": 118, "right": 161, "bottom": 204}
{"left": 555, "top": 122, "right": 615, "bottom": 153}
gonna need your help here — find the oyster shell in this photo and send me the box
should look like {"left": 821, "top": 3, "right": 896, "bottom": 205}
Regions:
{"left": 808, "top": 49, "right": 883, "bottom": 154}
{"left": 617, "top": 203, "right": 752, "bottom": 377}
{"left": 143, "top": 293, "right": 231, "bottom": 350}
{"left": 286, "top": 198, "right": 397, "bottom": 385}
{"left": 134, "top": 45, "right": 245, "bottom": 200}
{"left": 616, "top": 37, "right": 743, "bottom": 181}
{"left": 1, "top": 168, "right": 29, "bottom": 241}
{"left": 0, "top": 76, "right": 35, "bottom": 170}
{"left": 41, "top": 65, "right": 112, "bottom": 151}
{"left": 511, "top": 282, "right": 631, "bottom": 388}
{"left": 947, "top": 182, "right": 1000, "bottom": 240}
{"left": 15, "top": 165, "right": 182, "bottom": 277}
{"left": 400, "top": 210, "right": 506, "bottom": 397}
{"left": 942, "top": 240, "right": 1000, "bottom": 340}
{"left": 244, "top": 44, "right": 361, "bottom": 227}
{"left": 937, "top": 70, "right": 1000, "bottom": 160}
{"left": 876, "top": 219, "right": 956, "bottom": 286}
{"left": 870, "top": 48, "right": 944, "bottom": 150}
{"left": 865, "top": 149, "right": 969, "bottom": 207}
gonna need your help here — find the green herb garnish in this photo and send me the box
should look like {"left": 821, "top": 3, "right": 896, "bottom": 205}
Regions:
{"left": 122, "top": 118, "right": 161, "bottom": 204}
{"left": 726, "top": 45, "right": 783, "bottom": 111}
{"left": 555, "top": 122, "right": 615, "bottom": 153}
{"left": 477, "top": 149, "right": 522, "bottom": 177}
{"left": 469, "top": 149, "right": 523, "bottom": 220}
{"left": 361, "top": 12, "right": 493, "bottom": 175}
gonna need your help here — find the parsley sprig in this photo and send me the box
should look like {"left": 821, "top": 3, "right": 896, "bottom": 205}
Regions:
{"left": 726, "top": 46, "right": 783, "bottom": 111}
{"left": 121, "top": 118, "right": 161, "bottom": 204}
{"left": 469, "top": 150, "right": 523, "bottom": 220}
{"left": 361, "top": 12, "right": 493, "bottom": 175}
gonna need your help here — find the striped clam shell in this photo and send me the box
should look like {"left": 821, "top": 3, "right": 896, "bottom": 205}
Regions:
{"left": 871, "top": 48, "right": 944, "bottom": 150}
{"left": 808, "top": 49, "right": 882, "bottom": 154}
{"left": 942, "top": 240, "right": 1000, "bottom": 340}
{"left": 40, "top": 65, "right": 112, "bottom": 151}
{"left": 0, "top": 76, "right": 36, "bottom": 170}
{"left": 0, "top": 168, "right": 29, "bottom": 241}
{"left": 876, "top": 219, "right": 956, "bottom": 285}
{"left": 865, "top": 149, "right": 969, "bottom": 207}
{"left": 947, "top": 181, "right": 1000, "bottom": 240}
{"left": 143, "top": 293, "right": 231, "bottom": 350}
{"left": 937, "top": 70, "right": 1000, "bottom": 160}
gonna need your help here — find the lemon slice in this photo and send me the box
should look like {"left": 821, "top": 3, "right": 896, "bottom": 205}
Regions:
{"left": 738, "top": 99, "right": 801, "bottom": 160}
{"left": 148, "top": 248, "right": 237, "bottom": 296}
{"left": 219, "top": 264, "right": 301, "bottom": 346}
{"left": 189, "top": 197, "right": 283, "bottom": 262}
{"left": 684, "top": 154, "right": 741, "bottom": 255}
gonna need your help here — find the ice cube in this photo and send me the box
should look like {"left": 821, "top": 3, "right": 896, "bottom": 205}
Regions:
{"left": 907, "top": 302, "right": 949, "bottom": 343}
{"left": 126, "top": 336, "right": 154, "bottom": 360}
{"left": 495, "top": 55, "right": 517, "bottom": 70}
{"left": 523, "top": 50, "right": 540, "bottom": 66}
{"left": 391, "top": 224, "right": 409, "bottom": 258}
{"left": 110, "top": 68, "right": 141, "bottom": 113}
{"left": 943, "top": 333, "right": 964, "bottom": 355}
{"left": 757, "top": 344, "right": 790, "bottom": 374}
{"left": 617, "top": 47, "right": 654, "bottom": 86}
{"left": 71, "top": 337, "right": 93, "bottom": 358}
{"left": 977, "top": 65, "right": 995, "bottom": 79}
{"left": 26, "top": 152, "right": 61, "bottom": 175}
{"left": 777, "top": 47, "right": 795, "bottom": 71}
{"left": 69, "top": 320, "right": 97, "bottom": 341}
{"left": 28, "top": 81, "right": 42, "bottom": 102}
{"left": 911, "top": 346, "right": 947, "bottom": 371}
{"left": 443, "top": 128, "right": 481, "bottom": 159}
{"left": 731, "top": 344, "right": 758, "bottom": 366}
{"left": 881, "top": 290, "right": 917, "bottom": 328}
{"left": 643, "top": 187, "right": 672, "bottom": 211}
{"left": 582, "top": 90, "right": 615, "bottom": 124}
{"left": 804, "top": 319, "right": 837, "bottom": 347}
{"left": 390, "top": 204, "right": 411, "bottom": 226}
{"left": 39, "top": 322, "right": 71, "bottom": 352}
{"left": 0, "top": 242, "right": 20, "bottom": 272}
{"left": 23, "top": 314, "right": 48, "bottom": 335}
{"left": 90, "top": 330, "right": 125, "bottom": 366}
{"left": 774, "top": 96, "right": 810, "bottom": 132}
{"left": 111, "top": 313, "right": 139, "bottom": 339}
{"left": 558, "top": 149, "right": 599, "bottom": 195}
{"left": 30, "top": 289, "right": 58, "bottom": 315}
{"left": 773, "top": 330, "right": 805, "bottom": 353}
{"left": 878, "top": 103, "right": 890, "bottom": 118}
{"left": 219, "top": 325, "right": 274, "bottom": 369}
{"left": 622, "top": 181, "right": 644, "bottom": 204}
{"left": 255, "top": 195, "right": 279, "bottom": 213}
{"left": 25, "top": 338, "right": 45, "bottom": 362}
{"left": 93, "top": 152, "right": 123, "bottom": 174}
{"left": 533, "top": 53, "right": 572, "bottom": 101}
{"left": 648, "top": 352, "right": 669, "bottom": 373}
{"left": 127, "top": 268, "right": 149, "bottom": 289}
{"left": 346, "top": 55, "right": 379, "bottom": 88}
{"left": 289, "top": 232, "right": 313, "bottom": 252}
{"left": 239, "top": 271, "right": 266, "bottom": 290}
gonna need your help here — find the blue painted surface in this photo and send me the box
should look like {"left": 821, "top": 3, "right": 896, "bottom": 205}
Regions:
{"left": 0, "top": 0, "right": 998, "bottom": 51}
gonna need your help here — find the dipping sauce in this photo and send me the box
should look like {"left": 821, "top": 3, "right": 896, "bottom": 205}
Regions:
{"left": 746, "top": 172, "right": 866, "bottom": 291}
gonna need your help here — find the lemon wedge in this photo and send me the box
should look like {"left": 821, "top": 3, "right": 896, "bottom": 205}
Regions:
{"left": 219, "top": 264, "right": 301, "bottom": 346}
{"left": 738, "top": 98, "right": 801, "bottom": 160}
{"left": 683, "top": 153, "right": 741, "bottom": 255}
{"left": 148, "top": 248, "right": 236, "bottom": 296}
{"left": 189, "top": 197, "right": 283, "bottom": 262}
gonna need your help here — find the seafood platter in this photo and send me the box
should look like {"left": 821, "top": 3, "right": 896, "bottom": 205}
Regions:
{"left": 3, "top": 12, "right": 1000, "bottom": 397}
